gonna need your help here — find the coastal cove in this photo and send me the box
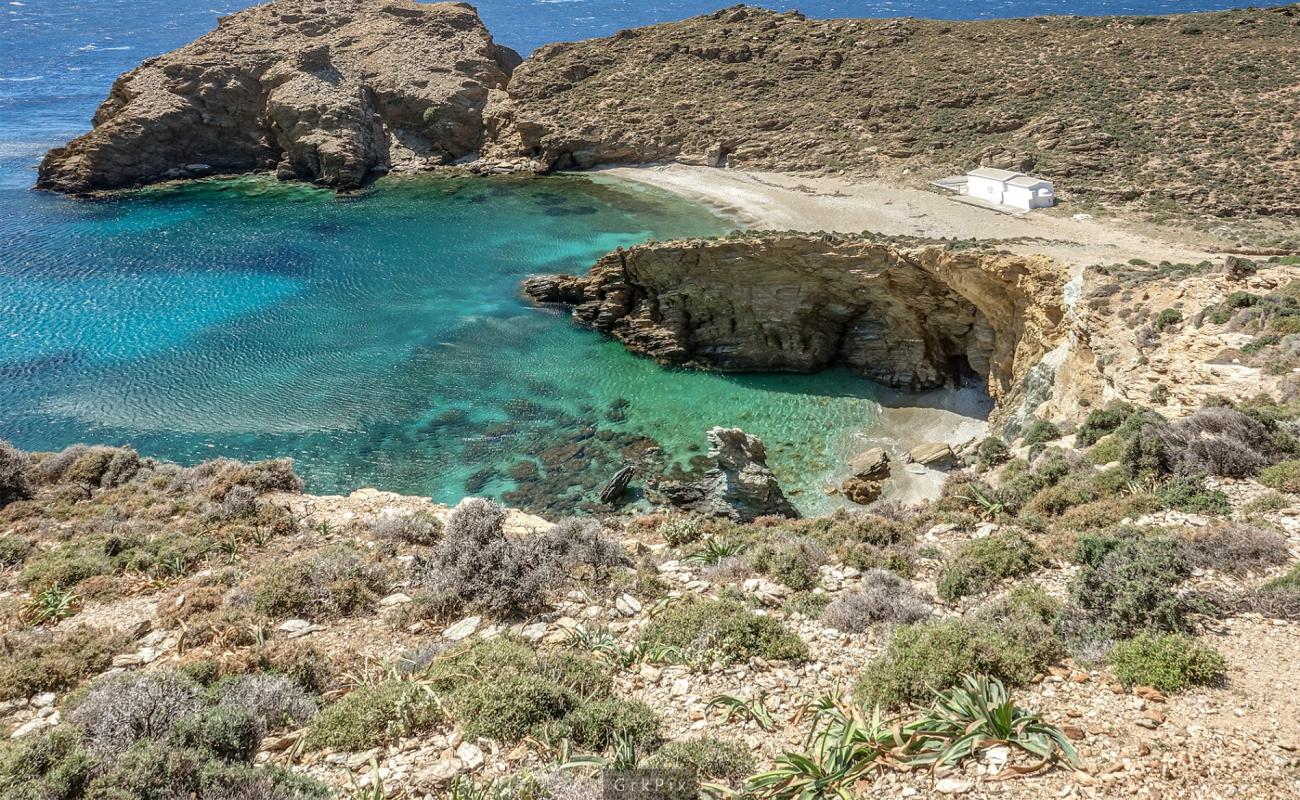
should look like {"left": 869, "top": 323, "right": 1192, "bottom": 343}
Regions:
{"left": 0, "top": 171, "right": 978, "bottom": 514}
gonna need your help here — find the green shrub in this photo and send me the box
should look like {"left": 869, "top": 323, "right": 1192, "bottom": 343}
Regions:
{"left": 1065, "top": 533, "right": 1196, "bottom": 642}
{"left": 1154, "top": 308, "right": 1183, "bottom": 331}
{"left": 638, "top": 598, "right": 808, "bottom": 664}
{"left": 647, "top": 738, "right": 755, "bottom": 782}
{"left": 1107, "top": 633, "right": 1225, "bottom": 691}
{"left": 1077, "top": 404, "right": 1134, "bottom": 446}
{"left": 659, "top": 516, "right": 705, "bottom": 547}
{"left": 305, "top": 681, "right": 441, "bottom": 750}
{"left": 253, "top": 547, "right": 387, "bottom": 621}
{"left": 425, "top": 637, "right": 612, "bottom": 699}
{"left": 937, "top": 532, "right": 1047, "bottom": 601}
{"left": 854, "top": 615, "right": 1060, "bottom": 709}
{"left": 17, "top": 541, "right": 113, "bottom": 593}
{"left": 557, "top": 697, "right": 661, "bottom": 750}
{"left": 1158, "top": 476, "right": 1230, "bottom": 515}
{"left": 452, "top": 674, "right": 576, "bottom": 743}
{"left": 1086, "top": 434, "right": 1124, "bottom": 465}
{"left": 976, "top": 437, "right": 1010, "bottom": 471}
{"left": 0, "top": 626, "right": 125, "bottom": 701}
{"left": 1021, "top": 420, "right": 1061, "bottom": 446}
{"left": 782, "top": 591, "right": 831, "bottom": 618}
{"left": 1243, "top": 491, "right": 1290, "bottom": 514}
{"left": 0, "top": 536, "right": 33, "bottom": 568}
{"left": 747, "top": 536, "right": 826, "bottom": 591}
{"left": 0, "top": 725, "right": 93, "bottom": 800}
{"left": 1259, "top": 459, "right": 1300, "bottom": 493}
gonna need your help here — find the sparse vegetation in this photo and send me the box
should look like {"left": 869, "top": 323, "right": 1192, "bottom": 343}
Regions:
{"left": 1107, "top": 633, "right": 1225, "bottom": 691}
{"left": 937, "top": 531, "right": 1047, "bottom": 601}
{"left": 638, "top": 597, "right": 808, "bottom": 664}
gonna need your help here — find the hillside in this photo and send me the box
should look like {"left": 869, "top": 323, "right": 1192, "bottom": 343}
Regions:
{"left": 484, "top": 4, "right": 1300, "bottom": 227}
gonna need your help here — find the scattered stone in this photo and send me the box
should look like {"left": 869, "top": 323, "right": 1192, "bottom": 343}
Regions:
{"left": 443, "top": 616, "right": 482, "bottom": 641}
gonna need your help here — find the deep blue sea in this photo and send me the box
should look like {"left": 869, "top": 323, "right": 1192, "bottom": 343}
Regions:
{"left": 0, "top": 0, "right": 1262, "bottom": 513}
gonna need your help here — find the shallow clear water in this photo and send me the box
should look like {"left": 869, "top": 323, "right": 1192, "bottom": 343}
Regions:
{"left": 0, "top": 173, "right": 893, "bottom": 512}
{"left": 0, "top": 0, "right": 1265, "bottom": 513}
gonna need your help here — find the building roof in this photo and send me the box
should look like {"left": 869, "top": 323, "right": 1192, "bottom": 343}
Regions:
{"left": 1007, "top": 175, "right": 1052, "bottom": 189}
{"left": 967, "top": 167, "right": 1023, "bottom": 182}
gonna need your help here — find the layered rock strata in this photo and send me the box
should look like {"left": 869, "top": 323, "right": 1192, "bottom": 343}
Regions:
{"left": 524, "top": 233, "right": 1067, "bottom": 421}
{"left": 650, "top": 427, "right": 797, "bottom": 521}
{"left": 37, "top": 0, "right": 519, "bottom": 192}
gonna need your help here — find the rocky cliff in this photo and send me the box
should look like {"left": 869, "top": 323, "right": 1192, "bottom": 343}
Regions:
{"left": 485, "top": 4, "right": 1300, "bottom": 220}
{"left": 37, "top": 0, "right": 519, "bottom": 192}
{"left": 524, "top": 233, "right": 1067, "bottom": 422}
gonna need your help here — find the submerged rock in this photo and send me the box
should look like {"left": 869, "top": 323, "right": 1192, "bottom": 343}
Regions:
{"left": 654, "top": 427, "right": 796, "bottom": 522}
{"left": 37, "top": 0, "right": 520, "bottom": 193}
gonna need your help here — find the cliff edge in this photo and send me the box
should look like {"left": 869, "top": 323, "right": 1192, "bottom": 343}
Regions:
{"left": 36, "top": 0, "right": 520, "bottom": 192}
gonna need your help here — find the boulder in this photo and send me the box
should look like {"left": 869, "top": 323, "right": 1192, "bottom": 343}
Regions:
{"left": 908, "top": 442, "right": 956, "bottom": 468}
{"left": 653, "top": 427, "right": 797, "bottom": 522}
{"left": 848, "top": 447, "right": 890, "bottom": 481}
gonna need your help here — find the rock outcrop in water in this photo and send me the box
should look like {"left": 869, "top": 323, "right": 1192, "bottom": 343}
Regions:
{"left": 37, "top": 0, "right": 519, "bottom": 193}
{"left": 650, "top": 427, "right": 797, "bottom": 521}
{"left": 524, "top": 233, "right": 1067, "bottom": 422}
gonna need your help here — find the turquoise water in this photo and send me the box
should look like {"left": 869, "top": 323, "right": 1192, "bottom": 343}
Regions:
{"left": 0, "top": 173, "right": 886, "bottom": 513}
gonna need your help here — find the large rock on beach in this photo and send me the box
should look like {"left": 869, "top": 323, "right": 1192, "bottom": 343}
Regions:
{"left": 37, "top": 0, "right": 520, "bottom": 193}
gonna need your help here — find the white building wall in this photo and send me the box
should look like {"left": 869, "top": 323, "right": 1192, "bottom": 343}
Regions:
{"left": 967, "top": 175, "right": 1003, "bottom": 205}
{"left": 1003, "top": 185, "right": 1034, "bottom": 211}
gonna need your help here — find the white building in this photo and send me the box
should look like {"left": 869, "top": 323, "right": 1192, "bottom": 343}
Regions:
{"left": 965, "top": 167, "right": 1055, "bottom": 211}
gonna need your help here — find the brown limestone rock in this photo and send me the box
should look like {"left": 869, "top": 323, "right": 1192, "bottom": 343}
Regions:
{"left": 38, "top": 0, "right": 520, "bottom": 193}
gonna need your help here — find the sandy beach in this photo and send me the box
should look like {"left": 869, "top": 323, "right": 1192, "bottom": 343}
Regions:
{"left": 594, "top": 164, "right": 1214, "bottom": 273}
{"left": 590, "top": 163, "right": 1215, "bottom": 505}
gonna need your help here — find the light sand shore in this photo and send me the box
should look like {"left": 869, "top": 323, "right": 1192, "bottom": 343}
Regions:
{"left": 589, "top": 164, "right": 1214, "bottom": 506}
{"left": 594, "top": 164, "right": 1214, "bottom": 273}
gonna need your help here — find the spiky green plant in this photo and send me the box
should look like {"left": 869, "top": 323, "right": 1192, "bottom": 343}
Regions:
{"left": 21, "top": 584, "right": 79, "bottom": 626}
{"left": 683, "top": 537, "right": 749, "bottom": 566}
{"left": 705, "top": 693, "right": 777, "bottom": 731}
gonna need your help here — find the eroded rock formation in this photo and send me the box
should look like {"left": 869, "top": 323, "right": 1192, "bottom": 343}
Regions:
{"left": 650, "top": 427, "right": 796, "bottom": 521}
{"left": 524, "top": 233, "right": 1067, "bottom": 420}
{"left": 37, "top": 0, "right": 519, "bottom": 192}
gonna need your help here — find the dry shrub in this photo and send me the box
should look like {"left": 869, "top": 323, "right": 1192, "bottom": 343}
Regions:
{"left": 823, "top": 569, "right": 931, "bottom": 631}
{"left": 1186, "top": 524, "right": 1290, "bottom": 576}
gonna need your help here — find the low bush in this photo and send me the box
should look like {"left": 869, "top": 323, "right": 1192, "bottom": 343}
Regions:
{"left": 1124, "top": 406, "right": 1293, "bottom": 480}
{"left": 0, "top": 536, "right": 33, "bottom": 568}
{"left": 637, "top": 598, "right": 808, "bottom": 664}
{"left": 306, "top": 680, "right": 441, "bottom": 750}
{"left": 372, "top": 511, "right": 443, "bottom": 545}
{"left": 1021, "top": 420, "right": 1062, "bottom": 447}
{"left": 0, "top": 726, "right": 94, "bottom": 800}
{"left": 1063, "top": 533, "right": 1197, "bottom": 646}
{"left": 823, "top": 570, "right": 931, "bottom": 631}
{"left": 647, "top": 737, "right": 755, "bottom": 782}
{"left": 1107, "top": 633, "right": 1225, "bottom": 691}
{"left": 976, "top": 437, "right": 1010, "bottom": 471}
{"left": 747, "top": 535, "right": 827, "bottom": 591}
{"left": 1187, "top": 524, "right": 1290, "bottom": 576}
{"left": 253, "top": 546, "right": 388, "bottom": 621}
{"left": 1259, "top": 459, "right": 1300, "bottom": 493}
{"left": 1154, "top": 307, "right": 1183, "bottom": 331}
{"left": 854, "top": 614, "right": 1061, "bottom": 709}
{"left": 1077, "top": 404, "right": 1135, "bottom": 446}
{"left": 659, "top": 516, "right": 706, "bottom": 547}
{"left": 452, "top": 674, "right": 575, "bottom": 744}
{"left": 0, "top": 626, "right": 125, "bottom": 701}
{"left": 1157, "top": 476, "right": 1231, "bottom": 515}
{"left": 937, "top": 532, "right": 1047, "bottom": 601}
{"left": 0, "top": 441, "right": 32, "bottom": 510}
{"left": 554, "top": 697, "right": 661, "bottom": 750}
{"left": 1086, "top": 434, "right": 1125, "bottom": 465}
{"left": 782, "top": 591, "right": 830, "bottom": 618}
{"left": 415, "top": 499, "right": 626, "bottom": 620}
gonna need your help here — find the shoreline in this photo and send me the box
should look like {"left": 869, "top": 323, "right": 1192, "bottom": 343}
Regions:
{"left": 593, "top": 164, "right": 1021, "bottom": 507}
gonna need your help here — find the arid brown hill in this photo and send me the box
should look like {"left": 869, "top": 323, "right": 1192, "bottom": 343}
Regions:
{"left": 37, "top": 0, "right": 520, "bottom": 192}
{"left": 485, "top": 4, "right": 1300, "bottom": 219}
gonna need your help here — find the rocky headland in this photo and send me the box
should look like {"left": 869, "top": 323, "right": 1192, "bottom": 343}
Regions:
{"left": 36, "top": 0, "right": 519, "bottom": 192}
{"left": 524, "top": 233, "right": 1067, "bottom": 427}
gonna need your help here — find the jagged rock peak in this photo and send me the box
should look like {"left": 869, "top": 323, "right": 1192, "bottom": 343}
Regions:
{"left": 37, "top": 0, "right": 521, "bottom": 193}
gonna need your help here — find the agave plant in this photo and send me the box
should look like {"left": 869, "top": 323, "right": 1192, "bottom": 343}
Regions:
{"left": 705, "top": 692, "right": 778, "bottom": 731}
{"left": 902, "top": 675, "right": 1081, "bottom": 775}
{"left": 960, "top": 487, "right": 1005, "bottom": 521}
{"left": 565, "top": 624, "right": 701, "bottom": 668}
{"left": 21, "top": 584, "right": 80, "bottom": 626}
{"left": 683, "top": 537, "right": 749, "bottom": 566}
